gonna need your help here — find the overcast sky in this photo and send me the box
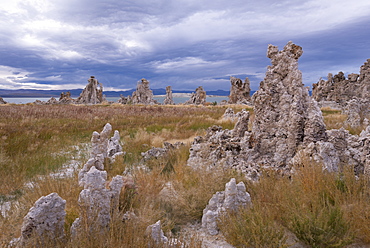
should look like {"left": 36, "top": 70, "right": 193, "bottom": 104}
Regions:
{"left": 0, "top": 0, "right": 370, "bottom": 92}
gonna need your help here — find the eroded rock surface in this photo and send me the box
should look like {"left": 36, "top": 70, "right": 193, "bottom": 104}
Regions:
{"left": 73, "top": 123, "right": 128, "bottom": 239}
{"left": 187, "top": 109, "right": 256, "bottom": 178}
{"left": 188, "top": 42, "right": 370, "bottom": 181}
{"left": 0, "top": 97, "right": 7, "bottom": 104}
{"left": 33, "top": 99, "right": 45, "bottom": 105}
{"left": 117, "top": 94, "right": 132, "bottom": 104}
{"left": 312, "top": 59, "right": 370, "bottom": 128}
{"left": 342, "top": 98, "right": 370, "bottom": 128}
{"left": 360, "top": 126, "right": 370, "bottom": 176}
{"left": 108, "top": 130, "right": 125, "bottom": 162}
{"left": 163, "top": 85, "right": 175, "bottom": 105}
{"left": 145, "top": 220, "right": 183, "bottom": 247}
{"left": 79, "top": 123, "right": 123, "bottom": 186}
{"left": 19, "top": 193, "right": 66, "bottom": 247}
{"left": 146, "top": 220, "right": 169, "bottom": 245}
{"left": 72, "top": 166, "right": 111, "bottom": 237}
{"left": 188, "top": 42, "right": 332, "bottom": 178}
{"left": 90, "top": 123, "right": 112, "bottom": 161}
{"left": 252, "top": 42, "right": 327, "bottom": 167}
{"left": 202, "top": 178, "right": 251, "bottom": 236}
{"left": 131, "top": 78, "right": 158, "bottom": 105}
{"left": 312, "top": 59, "right": 370, "bottom": 105}
{"left": 326, "top": 128, "right": 363, "bottom": 173}
{"left": 185, "top": 86, "right": 206, "bottom": 105}
{"left": 109, "top": 175, "right": 125, "bottom": 214}
{"left": 46, "top": 97, "right": 58, "bottom": 105}
{"left": 228, "top": 76, "right": 251, "bottom": 104}
{"left": 76, "top": 76, "right": 104, "bottom": 104}
{"left": 59, "top": 91, "right": 75, "bottom": 104}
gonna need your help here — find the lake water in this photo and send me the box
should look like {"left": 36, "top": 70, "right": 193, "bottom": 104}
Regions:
{"left": 3, "top": 96, "right": 229, "bottom": 104}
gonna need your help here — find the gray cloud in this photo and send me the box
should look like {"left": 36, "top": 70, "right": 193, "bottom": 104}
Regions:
{"left": 0, "top": 0, "right": 370, "bottom": 91}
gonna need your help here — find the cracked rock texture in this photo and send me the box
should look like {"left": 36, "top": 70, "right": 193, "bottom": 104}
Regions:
{"left": 109, "top": 175, "right": 125, "bottom": 214}
{"left": 19, "top": 193, "right": 66, "bottom": 247}
{"left": 252, "top": 41, "right": 327, "bottom": 166}
{"left": 188, "top": 42, "right": 332, "bottom": 179}
{"left": 360, "top": 126, "right": 370, "bottom": 176}
{"left": 202, "top": 178, "right": 251, "bottom": 236}
{"left": 228, "top": 76, "right": 251, "bottom": 104}
{"left": 91, "top": 123, "right": 112, "bottom": 160}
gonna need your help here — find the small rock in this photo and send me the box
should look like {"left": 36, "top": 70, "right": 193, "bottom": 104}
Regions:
{"left": 19, "top": 193, "right": 66, "bottom": 247}
{"left": 202, "top": 178, "right": 251, "bottom": 236}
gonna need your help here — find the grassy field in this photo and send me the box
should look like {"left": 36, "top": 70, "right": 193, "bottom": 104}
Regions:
{"left": 1, "top": 104, "right": 370, "bottom": 247}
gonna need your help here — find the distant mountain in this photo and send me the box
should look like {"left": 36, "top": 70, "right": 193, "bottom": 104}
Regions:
{"left": 0, "top": 88, "right": 232, "bottom": 97}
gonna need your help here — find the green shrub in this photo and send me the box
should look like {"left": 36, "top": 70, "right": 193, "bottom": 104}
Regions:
{"left": 289, "top": 204, "right": 353, "bottom": 248}
{"left": 220, "top": 205, "right": 288, "bottom": 248}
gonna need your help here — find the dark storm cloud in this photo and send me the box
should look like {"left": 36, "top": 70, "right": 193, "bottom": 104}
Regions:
{"left": 0, "top": 0, "right": 370, "bottom": 91}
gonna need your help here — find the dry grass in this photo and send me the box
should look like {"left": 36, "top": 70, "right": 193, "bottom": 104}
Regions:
{"left": 0, "top": 104, "right": 236, "bottom": 195}
{"left": 321, "top": 108, "right": 346, "bottom": 130}
{"left": 219, "top": 163, "right": 370, "bottom": 247}
{"left": 0, "top": 104, "right": 237, "bottom": 247}
{"left": 2, "top": 104, "right": 370, "bottom": 247}
{"left": 321, "top": 107, "right": 369, "bottom": 135}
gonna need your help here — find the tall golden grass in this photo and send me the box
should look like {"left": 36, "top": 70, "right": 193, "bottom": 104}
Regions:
{"left": 0, "top": 104, "right": 242, "bottom": 247}
{"left": 219, "top": 163, "right": 370, "bottom": 247}
{"left": 1, "top": 104, "right": 370, "bottom": 247}
{"left": 0, "top": 104, "right": 242, "bottom": 194}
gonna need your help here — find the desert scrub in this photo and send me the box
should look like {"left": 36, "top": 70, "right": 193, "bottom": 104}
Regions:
{"left": 4, "top": 103, "right": 365, "bottom": 247}
{"left": 219, "top": 168, "right": 289, "bottom": 247}
{"left": 122, "top": 141, "right": 244, "bottom": 231}
{"left": 231, "top": 163, "right": 370, "bottom": 248}
{"left": 289, "top": 204, "right": 352, "bottom": 248}
{"left": 219, "top": 206, "right": 288, "bottom": 248}
{"left": 0, "top": 104, "right": 232, "bottom": 246}
{"left": 0, "top": 104, "right": 231, "bottom": 196}
{"left": 165, "top": 165, "right": 245, "bottom": 226}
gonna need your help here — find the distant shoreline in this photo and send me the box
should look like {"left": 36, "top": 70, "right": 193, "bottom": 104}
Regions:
{"left": 0, "top": 88, "right": 233, "bottom": 98}
{"left": 3, "top": 95, "right": 230, "bottom": 104}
